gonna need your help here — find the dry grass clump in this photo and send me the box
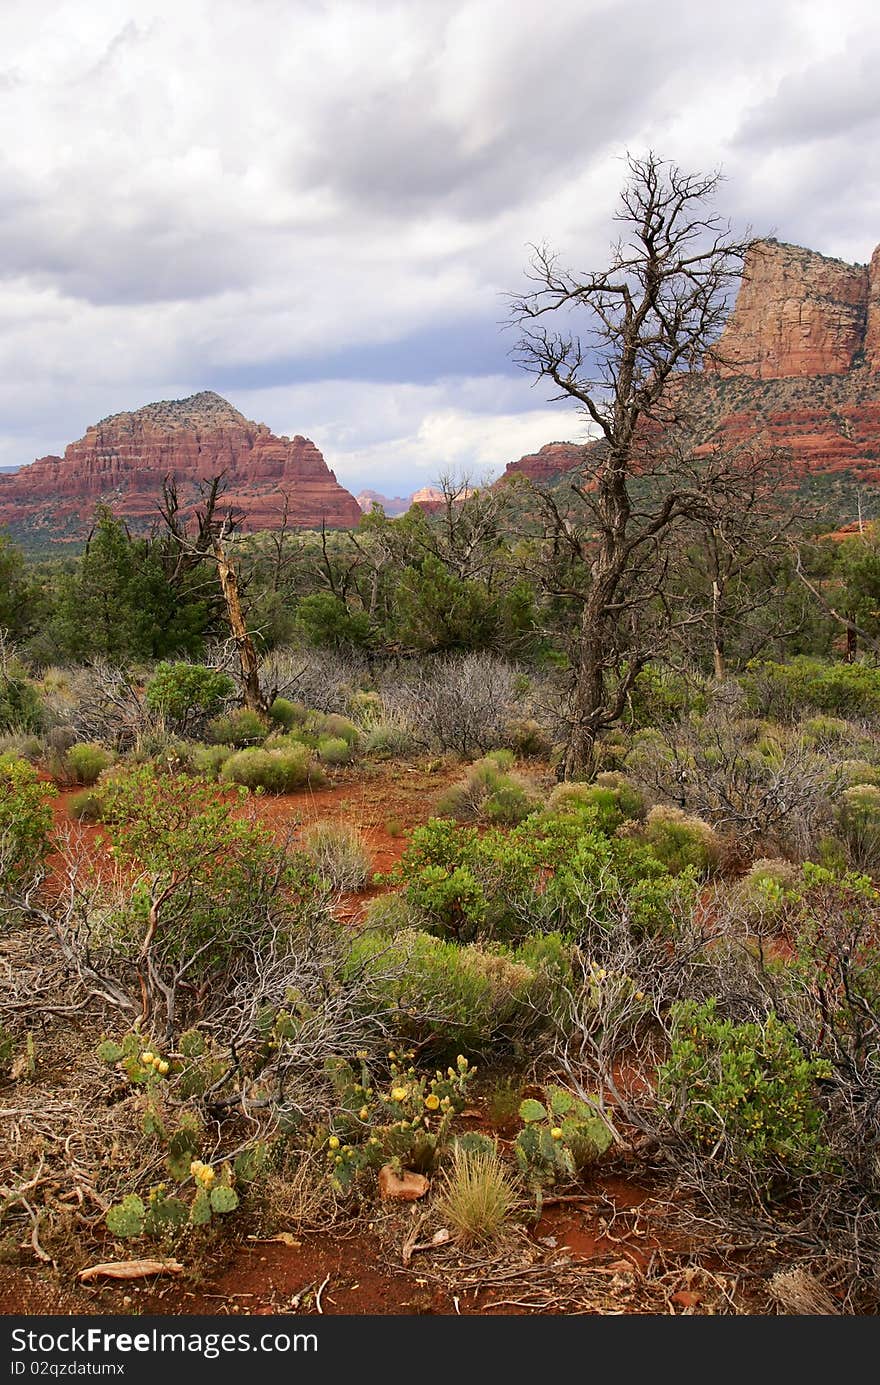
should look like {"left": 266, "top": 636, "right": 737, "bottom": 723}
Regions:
{"left": 436, "top": 1146, "right": 520, "bottom": 1245}
{"left": 303, "top": 820, "right": 371, "bottom": 892}
{"left": 768, "top": 1266, "right": 840, "bottom": 1315}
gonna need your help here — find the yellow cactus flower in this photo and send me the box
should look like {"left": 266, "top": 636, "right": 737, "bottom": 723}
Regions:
{"left": 424, "top": 1094, "right": 440, "bottom": 1110}
{"left": 141, "top": 1051, "right": 154, "bottom": 1065}
{"left": 550, "top": 1127, "right": 564, "bottom": 1140}
{"left": 391, "top": 1086, "right": 408, "bottom": 1102}
{"left": 157, "top": 1059, "right": 170, "bottom": 1075}
{"left": 328, "top": 1135, "right": 340, "bottom": 1150}
{"left": 359, "top": 1106, "right": 369, "bottom": 1120}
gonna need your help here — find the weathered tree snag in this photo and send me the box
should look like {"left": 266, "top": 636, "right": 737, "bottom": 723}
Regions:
{"left": 212, "top": 522, "right": 269, "bottom": 714}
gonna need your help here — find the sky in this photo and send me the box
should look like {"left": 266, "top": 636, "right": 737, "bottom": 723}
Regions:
{"left": 1, "top": 0, "right": 879, "bottom": 496}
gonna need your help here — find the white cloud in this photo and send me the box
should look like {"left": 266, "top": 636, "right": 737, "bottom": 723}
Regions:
{"left": 0, "top": 0, "right": 878, "bottom": 495}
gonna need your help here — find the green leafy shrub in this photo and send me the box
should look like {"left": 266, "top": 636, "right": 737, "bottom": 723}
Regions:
{"left": 735, "top": 858, "right": 802, "bottom": 917}
{"left": 832, "top": 759, "right": 880, "bottom": 790}
{"left": 513, "top": 1086, "right": 613, "bottom": 1188}
{"left": 68, "top": 788, "right": 106, "bottom": 823}
{"left": 363, "top": 719, "right": 415, "bottom": 758}
{"left": 311, "top": 713, "right": 359, "bottom": 747}
{"left": 639, "top": 805, "right": 720, "bottom": 875}
{"left": 0, "top": 757, "right": 55, "bottom": 891}
{"left": 220, "top": 745, "right": 316, "bottom": 793}
{"left": 97, "top": 767, "right": 293, "bottom": 980}
{"left": 657, "top": 999, "right": 831, "bottom": 1177}
{"left": 0, "top": 661, "right": 43, "bottom": 733}
{"left": 317, "top": 735, "right": 355, "bottom": 765}
{"left": 145, "top": 663, "right": 234, "bottom": 725}
{"left": 64, "top": 741, "right": 113, "bottom": 786}
{"left": 743, "top": 658, "right": 880, "bottom": 721}
{"left": 304, "top": 821, "right": 370, "bottom": 891}
{"left": 800, "top": 715, "right": 852, "bottom": 748}
{"left": 547, "top": 774, "right": 645, "bottom": 834}
{"left": 483, "top": 778, "right": 541, "bottom": 826}
{"left": 345, "top": 928, "right": 567, "bottom": 1058}
{"left": 390, "top": 813, "right": 690, "bottom": 945}
{"left": 189, "top": 743, "right": 235, "bottom": 780}
{"left": 267, "top": 698, "right": 307, "bottom": 731}
{"left": 206, "top": 707, "right": 269, "bottom": 747}
{"left": 436, "top": 755, "right": 540, "bottom": 826}
{"left": 836, "top": 784, "right": 880, "bottom": 870}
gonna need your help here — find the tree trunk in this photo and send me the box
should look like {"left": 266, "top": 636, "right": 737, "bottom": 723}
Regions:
{"left": 212, "top": 537, "right": 268, "bottom": 713}
{"left": 711, "top": 579, "right": 726, "bottom": 681}
{"left": 846, "top": 623, "right": 857, "bottom": 663}
{"left": 563, "top": 579, "right": 612, "bottom": 780}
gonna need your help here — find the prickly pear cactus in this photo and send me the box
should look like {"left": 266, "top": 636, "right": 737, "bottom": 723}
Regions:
{"left": 514, "top": 1086, "right": 612, "bottom": 1187}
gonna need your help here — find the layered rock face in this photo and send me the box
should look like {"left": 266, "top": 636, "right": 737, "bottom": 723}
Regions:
{"left": 0, "top": 391, "right": 362, "bottom": 539}
{"left": 678, "top": 238, "right": 880, "bottom": 480}
{"left": 501, "top": 441, "right": 586, "bottom": 484}
{"left": 707, "top": 239, "right": 873, "bottom": 379}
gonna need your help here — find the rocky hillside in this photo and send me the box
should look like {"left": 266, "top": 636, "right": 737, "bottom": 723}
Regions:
{"left": 500, "top": 441, "right": 587, "bottom": 485}
{"left": 505, "top": 240, "right": 880, "bottom": 492}
{"left": 0, "top": 391, "right": 362, "bottom": 541}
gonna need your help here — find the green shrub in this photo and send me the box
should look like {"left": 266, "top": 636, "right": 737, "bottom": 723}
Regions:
{"left": 68, "top": 788, "right": 106, "bottom": 823}
{"left": 800, "top": 715, "right": 852, "bottom": 748}
{"left": 735, "top": 858, "right": 802, "bottom": 917}
{"left": 304, "top": 821, "right": 370, "bottom": 891}
{"left": 97, "top": 767, "right": 294, "bottom": 978}
{"left": 0, "top": 661, "right": 43, "bottom": 733}
{"left": 311, "top": 713, "right": 359, "bottom": 747}
{"left": 547, "top": 774, "right": 645, "bottom": 834}
{"left": 639, "top": 805, "right": 720, "bottom": 875}
{"left": 220, "top": 745, "right": 315, "bottom": 793}
{"left": 505, "top": 719, "right": 553, "bottom": 758}
{"left": 836, "top": 784, "right": 880, "bottom": 870}
{"left": 483, "top": 779, "right": 541, "bottom": 826}
{"left": 345, "top": 928, "right": 564, "bottom": 1058}
{"left": 145, "top": 663, "right": 234, "bottom": 724}
{"left": 189, "top": 743, "right": 235, "bottom": 780}
{"left": 267, "top": 698, "right": 307, "bottom": 731}
{"left": 317, "top": 735, "right": 354, "bottom": 765}
{"left": 832, "top": 759, "right": 880, "bottom": 790}
{"left": 65, "top": 742, "right": 113, "bottom": 786}
{"left": 363, "top": 719, "right": 415, "bottom": 758}
{"left": 0, "top": 757, "right": 55, "bottom": 891}
{"left": 436, "top": 756, "right": 540, "bottom": 826}
{"left": 206, "top": 707, "right": 269, "bottom": 747}
{"left": 743, "top": 658, "right": 880, "bottom": 721}
{"left": 391, "top": 813, "right": 691, "bottom": 945}
{"left": 657, "top": 999, "right": 831, "bottom": 1177}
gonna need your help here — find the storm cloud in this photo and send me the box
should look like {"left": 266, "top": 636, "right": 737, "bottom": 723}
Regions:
{"left": 1, "top": 0, "right": 877, "bottom": 492}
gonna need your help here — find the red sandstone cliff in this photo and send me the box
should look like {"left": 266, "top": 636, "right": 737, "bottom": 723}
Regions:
{"left": 0, "top": 391, "right": 362, "bottom": 539}
{"left": 706, "top": 239, "right": 874, "bottom": 379}
{"left": 678, "top": 238, "right": 880, "bottom": 479}
{"left": 500, "top": 441, "right": 587, "bottom": 485}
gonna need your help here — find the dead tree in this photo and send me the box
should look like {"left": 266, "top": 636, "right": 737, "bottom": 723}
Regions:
{"left": 510, "top": 151, "right": 751, "bottom": 777}
{"left": 154, "top": 476, "right": 272, "bottom": 713}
